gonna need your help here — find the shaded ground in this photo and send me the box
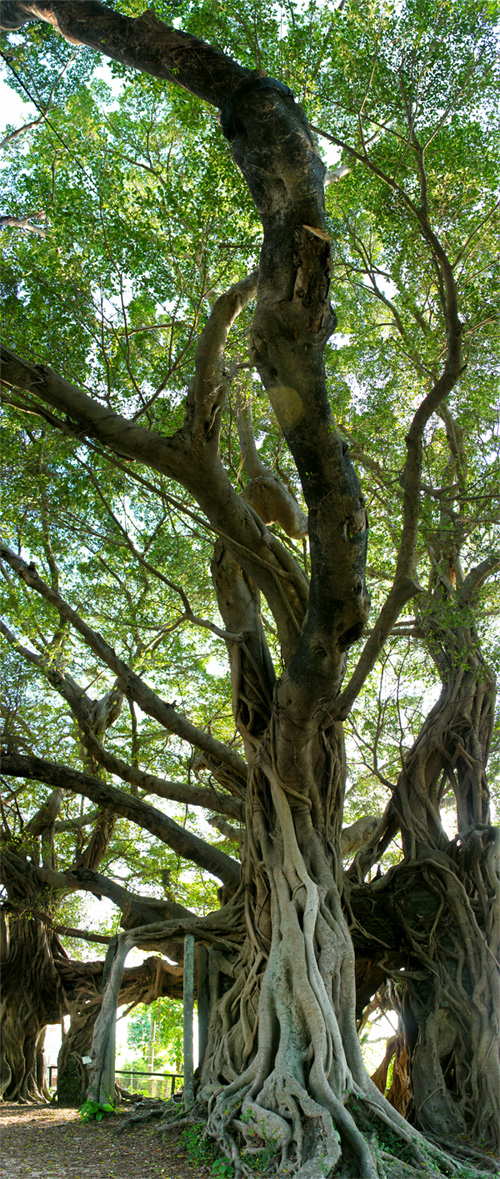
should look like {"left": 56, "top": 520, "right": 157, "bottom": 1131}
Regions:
{"left": 0, "top": 1104, "right": 213, "bottom": 1179}
{"left": 3, "top": 1102, "right": 498, "bottom": 1179}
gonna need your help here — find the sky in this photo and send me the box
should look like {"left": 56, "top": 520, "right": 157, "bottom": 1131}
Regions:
{"left": 0, "top": 76, "right": 28, "bottom": 132}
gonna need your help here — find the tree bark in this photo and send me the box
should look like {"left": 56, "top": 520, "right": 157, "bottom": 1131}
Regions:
{"left": 1, "top": 790, "right": 69, "bottom": 1102}
{"left": 0, "top": 909, "right": 67, "bottom": 1101}
{"left": 0, "top": 3, "right": 497, "bottom": 1175}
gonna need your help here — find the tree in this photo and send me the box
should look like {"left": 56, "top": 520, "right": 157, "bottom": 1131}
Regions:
{"left": 1, "top": 0, "right": 498, "bottom": 1175}
{"left": 126, "top": 996, "right": 184, "bottom": 1073}
{"left": 0, "top": 771, "right": 186, "bottom": 1102}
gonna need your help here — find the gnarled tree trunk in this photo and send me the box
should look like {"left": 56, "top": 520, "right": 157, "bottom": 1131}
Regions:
{"left": 0, "top": 908, "right": 67, "bottom": 1101}
{"left": 392, "top": 633, "right": 499, "bottom": 1152}
{"left": 197, "top": 537, "right": 426, "bottom": 1176}
{"left": 0, "top": 4, "right": 497, "bottom": 1175}
{"left": 0, "top": 780, "right": 117, "bottom": 1103}
{"left": 352, "top": 562, "right": 500, "bottom": 1155}
{"left": 1, "top": 790, "right": 69, "bottom": 1102}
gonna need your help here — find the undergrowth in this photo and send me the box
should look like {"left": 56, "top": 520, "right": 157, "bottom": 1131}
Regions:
{"left": 181, "top": 1122, "right": 234, "bottom": 1177}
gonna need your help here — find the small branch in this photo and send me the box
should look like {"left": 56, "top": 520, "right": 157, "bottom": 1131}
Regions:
{"left": 236, "top": 402, "right": 308, "bottom": 539}
{"left": 333, "top": 577, "right": 422, "bottom": 720}
{"left": 76, "top": 732, "right": 245, "bottom": 820}
{"left": 185, "top": 272, "right": 258, "bottom": 450}
{"left": 1, "top": 117, "right": 45, "bottom": 148}
{"left": 54, "top": 923, "right": 111, "bottom": 944}
{"left": 321, "top": 135, "right": 463, "bottom": 715}
{"left": 209, "top": 815, "right": 244, "bottom": 846}
{"left": 7, "top": 903, "right": 113, "bottom": 944}
{"left": 0, "top": 44, "right": 76, "bottom": 150}
{"left": 81, "top": 464, "right": 247, "bottom": 643}
{"left": 0, "top": 212, "right": 47, "bottom": 236}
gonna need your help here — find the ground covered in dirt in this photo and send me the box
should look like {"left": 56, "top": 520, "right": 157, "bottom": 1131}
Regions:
{"left": 0, "top": 1103, "right": 214, "bottom": 1179}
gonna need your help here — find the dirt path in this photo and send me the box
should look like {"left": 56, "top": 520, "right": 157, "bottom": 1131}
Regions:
{"left": 0, "top": 1104, "right": 214, "bottom": 1179}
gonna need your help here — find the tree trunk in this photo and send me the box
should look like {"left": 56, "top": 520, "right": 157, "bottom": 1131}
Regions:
{"left": 385, "top": 834, "right": 500, "bottom": 1153}
{"left": 390, "top": 591, "right": 500, "bottom": 1151}
{"left": 1, "top": 793, "right": 68, "bottom": 1102}
{"left": 196, "top": 686, "right": 424, "bottom": 1176}
{"left": 56, "top": 986, "right": 100, "bottom": 1106}
{"left": 1, "top": 712, "right": 122, "bottom": 1106}
{"left": 0, "top": 911, "right": 66, "bottom": 1101}
{"left": 0, "top": 5, "right": 496, "bottom": 1174}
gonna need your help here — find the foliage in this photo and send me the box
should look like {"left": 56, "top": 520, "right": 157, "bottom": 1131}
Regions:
{"left": 0, "top": 0, "right": 498, "bottom": 1171}
{"left": 126, "top": 997, "right": 184, "bottom": 1070}
{"left": 79, "top": 1098, "right": 115, "bottom": 1123}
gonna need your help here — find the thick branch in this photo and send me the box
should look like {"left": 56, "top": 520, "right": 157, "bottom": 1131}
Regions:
{"left": 240, "top": 104, "right": 370, "bottom": 704}
{"left": 0, "top": 343, "right": 196, "bottom": 478}
{"left": 1, "top": 347, "right": 308, "bottom": 661}
{"left": 6, "top": 904, "right": 113, "bottom": 944}
{"left": 0, "top": 618, "right": 243, "bottom": 816}
{"left": 460, "top": 555, "right": 500, "bottom": 605}
{"left": 0, "top": 543, "right": 247, "bottom": 783}
{"left": 0, "top": 1, "right": 250, "bottom": 105}
{"left": 0, "top": 751, "right": 241, "bottom": 886}
{"left": 82, "top": 737, "right": 245, "bottom": 822}
{"left": 54, "top": 811, "right": 99, "bottom": 833}
{"left": 46, "top": 867, "right": 195, "bottom": 933}
{"left": 31, "top": 861, "right": 194, "bottom": 928}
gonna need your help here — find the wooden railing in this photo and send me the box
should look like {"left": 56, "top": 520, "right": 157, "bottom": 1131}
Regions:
{"left": 47, "top": 1066, "right": 184, "bottom": 1100}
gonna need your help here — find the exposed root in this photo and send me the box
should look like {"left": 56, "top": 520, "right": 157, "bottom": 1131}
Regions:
{"left": 424, "top": 1132, "right": 500, "bottom": 1176}
{"left": 199, "top": 834, "right": 430, "bottom": 1174}
{"left": 198, "top": 1074, "right": 492, "bottom": 1178}
{"left": 194, "top": 711, "right": 498, "bottom": 1178}
{"left": 197, "top": 851, "right": 496, "bottom": 1174}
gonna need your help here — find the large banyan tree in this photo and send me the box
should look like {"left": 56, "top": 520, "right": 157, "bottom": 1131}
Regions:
{"left": 0, "top": 1, "right": 499, "bottom": 1176}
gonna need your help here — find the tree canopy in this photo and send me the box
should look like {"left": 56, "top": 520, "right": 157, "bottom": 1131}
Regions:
{"left": 1, "top": 1, "right": 499, "bottom": 1176}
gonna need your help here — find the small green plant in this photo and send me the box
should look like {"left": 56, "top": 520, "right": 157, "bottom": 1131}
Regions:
{"left": 79, "top": 1098, "right": 115, "bottom": 1123}
{"left": 181, "top": 1123, "right": 216, "bottom": 1165}
{"left": 180, "top": 1123, "right": 234, "bottom": 1176}
{"left": 240, "top": 1121, "right": 281, "bottom": 1175}
{"left": 211, "top": 1159, "right": 234, "bottom": 1178}
{"left": 242, "top": 1139, "right": 280, "bottom": 1174}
